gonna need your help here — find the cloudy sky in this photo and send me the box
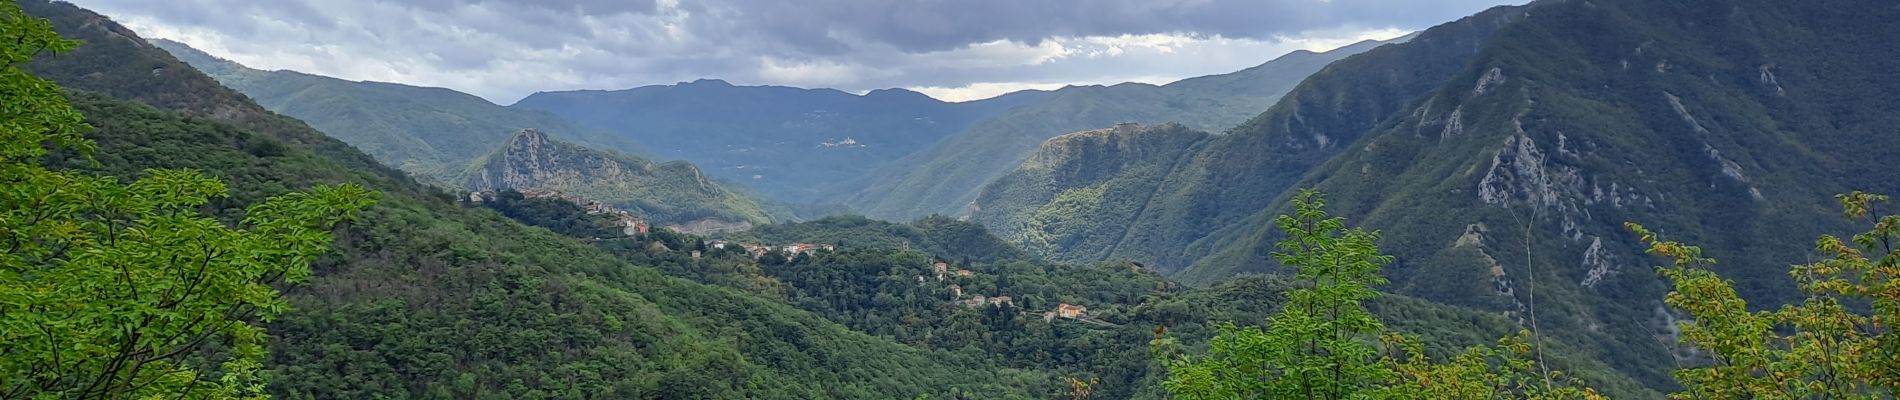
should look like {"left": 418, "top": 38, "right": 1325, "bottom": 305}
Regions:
{"left": 73, "top": 0, "right": 1521, "bottom": 103}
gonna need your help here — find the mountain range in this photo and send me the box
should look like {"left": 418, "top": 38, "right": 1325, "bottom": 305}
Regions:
{"left": 20, "top": 8, "right": 1657, "bottom": 396}
{"left": 151, "top": 39, "right": 647, "bottom": 182}
{"left": 513, "top": 79, "right": 1051, "bottom": 203}
{"left": 156, "top": 40, "right": 793, "bottom": 227}
{"left": 24, "top": 0, "right": 1900, "bottom": 396}
{"left": 839, "top": 38, "right": 1400, "bottom": 220}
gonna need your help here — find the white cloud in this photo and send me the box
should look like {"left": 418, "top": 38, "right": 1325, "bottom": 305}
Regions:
{"left": 758, "top": 57, "right": 887, "bottom": 87}
{"left": 910, "top": 82, "right": 1069, "bottom": 102}
{"left": 904, "top": 27, "right": 1410, "bottom": 102}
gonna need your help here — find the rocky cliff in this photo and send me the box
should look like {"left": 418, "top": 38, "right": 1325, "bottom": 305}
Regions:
{"left": 464, "top": 129, "right": 772, "bottom": 225}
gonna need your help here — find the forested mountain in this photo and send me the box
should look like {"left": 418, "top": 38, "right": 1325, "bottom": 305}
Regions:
{"left": 841, "top": 38, "right": 1398, "bottom": 220}
{"left": 970, "top": 4, "right": 1527, "bottom": 275}
{"left": 463, "top": 128, "right": 775, "bottom": 229}
{"left": 969, "top": 123, "right": 1212, "bottom": 264}
{"left": 968, "top": 0, "right": 1900, "bottom": 389}
{"left": 151, "top": 39, "right": 645, "bottom": 182}
{"left": 18, "top": 1, "right": 1052, "bottom": 397}
{"left": 512, "top": 79, "right": 1049, "bottom": 203}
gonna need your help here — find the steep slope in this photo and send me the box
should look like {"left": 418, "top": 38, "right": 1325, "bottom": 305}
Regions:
{"left": 22, "top": 1, "right": 1049, "bottom": 397}
{"left": 1168, "top": 0, "right": 1900, "bottom": 388}
{"left": 967, "top": 8, "right": 1525, "bottom": 272}
{"left": 969, "top": 123, "right": 1211, "bottom": 263}
{"left": 464, "top": 129, "right": 774, "bottom": 229}
{"left": 843, "top": 38, "right": 1397, "bottom": 220}
{"left": 152, "top": 39, "right": 645, "bottom": 182}
{"left": 513, "top": 79, "right": 1048, "bottom": 202}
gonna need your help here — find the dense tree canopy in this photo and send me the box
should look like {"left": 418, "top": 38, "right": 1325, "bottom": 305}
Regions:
{"left": 1, "top": 5, "right": 376, "bottom": 397}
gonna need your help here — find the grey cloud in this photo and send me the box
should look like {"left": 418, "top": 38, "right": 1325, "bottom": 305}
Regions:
{"left": 689, "top": 0, "right": 1508, "bottom": 53}
{"left": 70, "top": 0, "right": 1517, "bottom": 101}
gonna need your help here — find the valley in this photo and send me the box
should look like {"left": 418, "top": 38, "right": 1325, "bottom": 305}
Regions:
{"left": 7, "top": 0, "right": 1900, "bottom": 398}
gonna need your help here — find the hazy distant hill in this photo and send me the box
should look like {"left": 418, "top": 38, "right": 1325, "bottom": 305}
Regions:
{"left": 513, "top": 79, "right": 1049, "bottom": 203}
{"left": 153, "top": 39, "right": 646, "bottom": 182}
{"left": 840, "top": 38, "right": 1398, "bottom": 220}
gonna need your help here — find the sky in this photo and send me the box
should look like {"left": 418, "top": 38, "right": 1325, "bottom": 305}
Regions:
{"left": 72, "top": 0, "right": 1522, "bottom": 104}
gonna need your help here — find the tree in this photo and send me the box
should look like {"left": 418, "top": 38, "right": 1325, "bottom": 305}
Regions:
{"left": 1629, "top": 191, "right": 1900, "bottom": 399}
{"left": 1155, "top": 190, "right": 1393, "bottom": 399}
{"left": 0, "top": 4, "right": 378, "bottom": 398}
{"left": 1156, "top": 190, "right": 1599, "bottom": 399}
{"left": 1378, "top": 332, "right": 1603, "bottom": 399}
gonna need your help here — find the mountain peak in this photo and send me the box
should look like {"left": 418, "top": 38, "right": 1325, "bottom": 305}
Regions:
{"left": 509, "top": 128, "right": 551, "bottom": 143}
{"left": 684, "top": 78, "right": 733, "bottom": 87}
{"left": 864, "top": 87, "right": 932, "bottom": 101}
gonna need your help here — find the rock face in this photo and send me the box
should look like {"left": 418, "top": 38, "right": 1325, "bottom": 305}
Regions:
{"left": 464, "top": 129, "right": 773, "bottom": 225}
{"left": 1170, "top": 0, "right": 1900, "bottom": 389}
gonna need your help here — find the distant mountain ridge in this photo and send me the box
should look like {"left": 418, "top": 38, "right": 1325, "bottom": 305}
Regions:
{"left": 464, "top": 129, "right": 774, "bottom": 229}
{"left": 838, "top": 37, "right": 1402, "bottom": 220}
{"left": 513, "top": 78, "right": 1051, "bottom": 203}
{"left": 156, "top": 39, "right": 779, "bottom": 228}
{"left": 152, "top": 39, "right": 647, "bottom": 182}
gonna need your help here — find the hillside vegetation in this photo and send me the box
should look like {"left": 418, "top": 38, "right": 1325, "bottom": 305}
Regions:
{"left": 19, "top": 1, "right": 1050, "bottom": 397}
{"left": 152, "top": 39, "right": 645, "bottom": 182}
{"left": 968, "top": 6, "right": 1526, "bottom": 274}
{"left": 966, "top": 0, "right": 1900, "bottom": 389}
{"left": 495, "top": 212, "right": 1659, "bottom": 399}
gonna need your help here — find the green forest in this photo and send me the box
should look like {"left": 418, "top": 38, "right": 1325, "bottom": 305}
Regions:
{"left": 9, "top": 0, "right": 1900, "bottom": 398}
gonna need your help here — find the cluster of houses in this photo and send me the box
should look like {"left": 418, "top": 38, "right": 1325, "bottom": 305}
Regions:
{"left": 707, "top": 240, "right": 834, "bottom": 258}
{"left": 925, "top": 261, "right": 1013, "bottom": 308}
{"left": 468, "top": 189, "right": 650, "bottom": 236}
{"left": 926, "top": 261, "right": 1091, "bottom": 321}
{"left": 946, "top": 282, "right": 1014, "bottom": 307}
